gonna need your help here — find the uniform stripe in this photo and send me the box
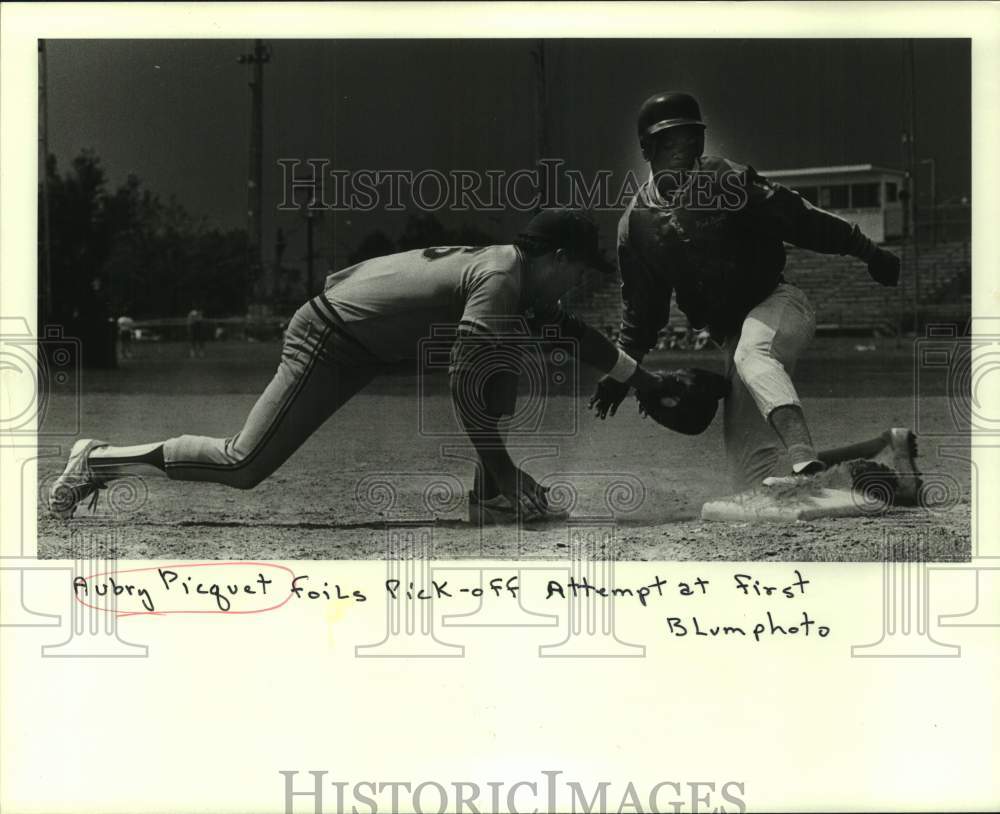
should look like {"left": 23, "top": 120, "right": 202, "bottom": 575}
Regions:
{"left": 457, "top": 317, "right": 498, "bottom": 337}
{"left": 165, "top": 322, "right": 333, "bottom": 473}
{"left": 308, "top": 296, "right": 375, "bottom": 356}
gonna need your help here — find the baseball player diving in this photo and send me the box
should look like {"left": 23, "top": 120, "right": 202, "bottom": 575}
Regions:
{"left": 50, "top": 208, "right": 707, "bottom": 524}
{"left": 590, "top": 92, "right": 921, "bottom": 500}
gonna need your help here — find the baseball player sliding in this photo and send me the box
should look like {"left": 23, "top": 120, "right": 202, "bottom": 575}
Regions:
{"left": 50, "top": 209, "right": 705, "bottom": 524}
{"left": 591, "top": 92, "right": 920, "bottom": 500}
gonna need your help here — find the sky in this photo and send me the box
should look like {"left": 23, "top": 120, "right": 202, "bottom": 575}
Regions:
{"left": 45, "top": 38, "right": 971, "bottom": 273}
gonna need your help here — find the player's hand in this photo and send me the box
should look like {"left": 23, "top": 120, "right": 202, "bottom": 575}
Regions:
{"left": 589, "top": 376, "right": 630, "bottom": 419}
{"left": 867, "top": 247, "right": 900, "bottom": 287}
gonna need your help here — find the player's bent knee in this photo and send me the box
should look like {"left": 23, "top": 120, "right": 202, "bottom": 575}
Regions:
{"left": 226, "top": 470, "right": 266, "bottom": 490}
{"left": 217, "top": 452, "right": 270, "bottom": 490}
{"left": 732, "top": 340, "right": 770, "bottom": 381}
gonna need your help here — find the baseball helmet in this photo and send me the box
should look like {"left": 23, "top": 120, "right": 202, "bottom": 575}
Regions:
{"left": 637, "top": 368, "right": 729, "bottom": 435}
{"left": 637, "top": 92, "right": 706, "bottom": 142}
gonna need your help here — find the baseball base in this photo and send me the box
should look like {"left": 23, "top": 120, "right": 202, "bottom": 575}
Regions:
{"left": 701, "top": 486, "right": 881, "bottom": 522}
{"left": 701, "top": 460, "right": 895, "bottom": 522}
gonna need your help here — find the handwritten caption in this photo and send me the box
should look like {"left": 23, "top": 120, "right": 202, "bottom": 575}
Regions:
{"left": 71, "top": 567, "right": 829, "bottom": 642}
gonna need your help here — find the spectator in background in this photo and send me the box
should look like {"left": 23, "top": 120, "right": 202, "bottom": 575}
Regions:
{"left": 187, "top": 304, "right": 206, "bottom": 358}
{"left": 117, "top": 312, "right": 135, "bottom": 360}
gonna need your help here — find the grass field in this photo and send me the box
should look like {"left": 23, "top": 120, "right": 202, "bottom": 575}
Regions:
{"left": 35, "top": 336, "right": 971, "bottom": 561}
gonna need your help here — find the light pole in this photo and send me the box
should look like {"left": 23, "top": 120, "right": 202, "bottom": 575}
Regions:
{"left": 304, "top": 206, "right": 317, "bottom": 297}
{"left": 919, "top": 157, "right": 936, "bottom": 244}
{"left": 297, "top": 181, "right": 322, "bottom": 298}
{"left": 530, "top": 40, "right": 549, "bottom": 209}
{"left": 237, "top": 41, "right": 272, "bottom": 303}
{"left": 39, "top": 41, "right": 53, "bottom": 322}
{"left": 904, "top": 39, "right": 920, "bottom": 333}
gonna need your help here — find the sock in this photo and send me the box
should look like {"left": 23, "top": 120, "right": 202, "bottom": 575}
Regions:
{"left": 787, "top": 443, "right": 823, "bottom": 474}
{"left": 817, "top": 433, "right": 888, "bottom": 467}
{"left": 791, "top": 458, "right": 826, "bottom": 475}
{"left": 768, "top": 405, "right": 819, "bottom": 471}
{"left": 473, "top": 466, "right": 500, "bottom": 500}
{"left": 89, "top": 442, "right": 166, "bottom": 479}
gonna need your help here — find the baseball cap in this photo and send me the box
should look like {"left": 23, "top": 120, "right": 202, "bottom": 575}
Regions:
{"left": 516, "top": 208, "right": 604, "bottom": 270}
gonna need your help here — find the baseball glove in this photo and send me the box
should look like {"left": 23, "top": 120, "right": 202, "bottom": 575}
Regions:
{"left": 867, "top": 246, "right": 901, "bottom": 287}
{"left": 636, "top": 368, "right": 729, "bottom": 435}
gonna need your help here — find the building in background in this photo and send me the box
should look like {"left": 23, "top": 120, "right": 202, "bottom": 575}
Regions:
{"left": 759, "top": 164, "right": 908, "bottom": 244}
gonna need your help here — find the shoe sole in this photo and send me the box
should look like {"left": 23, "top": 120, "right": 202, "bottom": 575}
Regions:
{"left": 469, "top": 502, "right": 515, "bottom": 526}
{"left": 48, "top": 438, "right": 107, "bottom": 520}
{"left": 468, "top": 500, "right": 569, "bottom": 526}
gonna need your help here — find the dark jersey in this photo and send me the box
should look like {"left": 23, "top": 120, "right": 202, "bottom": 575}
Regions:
{"left": 616, "top": 155, "right": 876, "bottom": 355}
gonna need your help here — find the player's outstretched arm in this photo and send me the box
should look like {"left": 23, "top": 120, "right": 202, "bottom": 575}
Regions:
{"left": 615, "top": 238, "right": 672, "bottom": 362}
{"left": 589, "top": 234, "right": 673, "bottom": 419}
{"left": 748, "top": 171, "right": 901, "bottom": 287}
{"left": 529, "top": 297, "right": 673, "bottom": 419}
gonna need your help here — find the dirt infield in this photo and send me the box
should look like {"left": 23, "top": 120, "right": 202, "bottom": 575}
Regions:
{"left": 35, "top": 338, "right": 971, "bottom": 561}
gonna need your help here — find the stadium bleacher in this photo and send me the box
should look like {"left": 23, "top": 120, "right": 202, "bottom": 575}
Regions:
{"left": 563, "top": 239, "right": 971, "bottom": 339}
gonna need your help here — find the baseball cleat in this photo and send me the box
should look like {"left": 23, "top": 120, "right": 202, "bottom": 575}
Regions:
{"left": 468, "top": 491, "right": 570, "bottom": 526}
{"left": 48, "top": 438, "right": 109, "bottom": 520}
{"left": 873, "top": 428, "right": 922, "bottom": 506}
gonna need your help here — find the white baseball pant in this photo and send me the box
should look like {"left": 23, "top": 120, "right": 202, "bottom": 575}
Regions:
{"left": 162, "top": 298, "right": 377, "bottom": 489}
{"left": 723, "top": 282, "right": 817, "bottom": 490}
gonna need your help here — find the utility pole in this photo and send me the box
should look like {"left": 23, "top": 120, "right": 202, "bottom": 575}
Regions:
{"left": 905, "top": 39, "right": 920, "bottom": 333}
{"left": 530, "top": 40, "right": 549, "bottom": 209}
{"left": 297, "top": 180, "right": 321, "bottom": 297}
{"left": 38, "top": 40, "right": 53, "bottom": 322}
{"left": 274, "top": 227, "right": 287, "bottom": 269}
{"left": 919, "top": 157, "right": 937, "bottom": 244}
{"left": 237, "top": 40, "right": 271, "bottom": 303}
{"left": 305, "top": 207, "right": 316, "bottom": 297}
{"left": 900, "top": 131, "right": 911, "bottom": 239}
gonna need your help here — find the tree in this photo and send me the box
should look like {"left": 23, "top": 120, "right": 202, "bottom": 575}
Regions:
{"left": 348, "top": 214, "right": 502, "bottom": 266}
{"left": 347, "top": 229, "right": 397, "bottom": 265}
{"left": 397, "top": 213, "right": 448, "bottom": 251}
{"left": 42, "top": 150, "right": 112, "bottom": 323}
{"left": 40, "top": 149, "right": 249, "bottom": 321}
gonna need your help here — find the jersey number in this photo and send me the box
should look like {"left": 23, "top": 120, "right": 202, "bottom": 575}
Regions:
{"left": 422, "top": 246, "right": 487, "bottom": 260}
